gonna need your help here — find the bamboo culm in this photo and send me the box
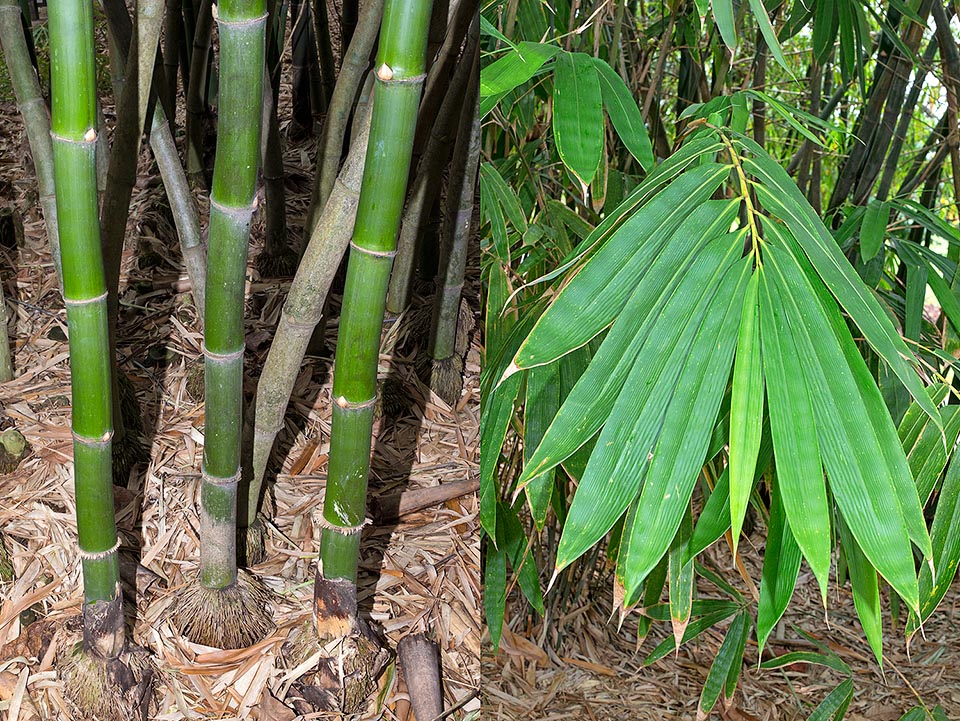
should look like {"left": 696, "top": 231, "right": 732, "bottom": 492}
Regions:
{"left": 246, "top": 88, "right": 373, "bottom": 529}
{"left": 0, "top": 0, "right": 61, "bottom": 284}
{"left": 428, "top": 48, "right": 479, "bottom": 371}
{"left": 309, "top": 0, "right": 383, "bottom": 228}
{"left": 385, "top": 16, "right": 478, "bottom": 314}
{"left": 318, "top": 0, "right": 433, "bottom": 586}
{"left": 49, "top": 0, "right": 124, "bottom": 659}
{"left": 200, "top": 0, "right": 267, "bottom": 591}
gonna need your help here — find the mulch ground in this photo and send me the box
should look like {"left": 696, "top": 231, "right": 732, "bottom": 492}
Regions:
{"left": 483, "top": 519, "right": 960, "bottom": 721}
{"left": 0, "top": 15, "right": 480, "bottom": 721}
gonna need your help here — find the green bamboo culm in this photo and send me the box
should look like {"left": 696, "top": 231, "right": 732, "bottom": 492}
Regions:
{"left": 316, "top": 0, "right": 433, "bottom": 615}
{"left": 48, "top": 0, "right": 124, "bottom": 661}
{"left": 171, "top": 0, "right": 273, "bottom": 649}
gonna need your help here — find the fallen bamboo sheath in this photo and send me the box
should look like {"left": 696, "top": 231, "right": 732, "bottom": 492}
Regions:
{"left": 371, "top": 479, "right": 478, "bottom": 522}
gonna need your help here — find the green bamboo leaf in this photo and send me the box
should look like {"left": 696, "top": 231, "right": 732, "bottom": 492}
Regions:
{"left": 904, "top": 258, "right": 926, "bottom": 342}
{"left": 743, "top": 140, "right": 941, "bottom": 430}
{"left": 806, "top": 679, "right": 854, "bottom": 721}
{"left": 729, "top": 270, "right": 763, "bottom": 554}
{"left": 837, "top": 517, "right": 882, "bottom": 666}
{"left": 723, "top": 611, "right": 750, "bottom": 701}
{"left": 500, "top": 503, "right": 545, "bottom": 614}
{"left": 745, "top": 90, "right": 828, "bottom": 146}
{"left": 765, "top": 243, "right": 922, "bottom": 612}
{"left": 636, "top": 553, "right": 669, "bottom": 646}
{"left": 480, "top": 163, "right": 528, "bottom": 234}
{"left": 908, "top": 439, "right": 960, "bottom": 635}
{"left": 697, "top": 612, "right": 749, "bottom": 720}
{"left": 713, "top": 0, "right": 737, "bottom": 50}
{"left": 484, "top": 541, "right": 507, "bottom": 649}
{"left": 514, "top": 164, "right": 731, "bottom": 371}
{"left": 480, "top": 372, "right": 521, "bottom": 540}
{"left": 748, "top": 0, "right": 788, "bottom": 71}
{"left": 617, "top": 257, "right": 751, "bottom": 598}
{"left": 836, "top": 0, "right": 855, "bottom": 82}
{"left": 759, "top": 264, "right": 831, "bottom": 600}
{"left": 902, "top": 405, "right": 960, "bottom": 506}
{"left": 524, "top": 362, "right": 560, "bottom": 528}
{"left": 553, "top": 52, "right": 603, "bottom": 186}
{"left": 756, "top": 475, "right": 803, "bottom": 656}
{"left": 555, "top": 229, "right": 746, "bottom": 572}
{"left": 479, "top": 41, "right": 558, "bottom": 97}
{"left": 518, "top": 200, "right": 739, "bottom": 489}
{"left": 480, "top": 15, "right": 517, "bottom": 50}
{"left": 592, "top": 57, "right": 655, "bottom": 172}
{"left": 776, "top": 231, "right": 934, "bottom": 569}
{"left": 860, "top": 199, "right": 888, "bottom": 262}
{"left": 812, "top": 0, "right": 838, "bottom": 65}
{"left": 925, "top": 264, "right": 960, "bottom": 339}
{"left": 896, "top": 709, "right": 927, "bottom": 721}
{"left": 480, "top": 171, "right": 511, "bottom": 264}
{"left": 644, "top": 604, "right": 739, "bottom": 665}
{"left": 669, "top": 506, "right": 695, "bottom": 648}
{"left": 760, "top": 651, "right": 851, "bottom": 676}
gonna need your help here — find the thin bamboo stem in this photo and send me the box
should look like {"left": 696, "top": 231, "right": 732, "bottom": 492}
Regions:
{"left": 0, "top": 0, "right": 60, "bottom": 284}
{"left": 185, "top": 0, "right": 214, "bottom": 182}
{"left": 309, "top": 0, "right": 383, "bottom": 227}
{"left": 318, "top": 0, "right": 433, "bottom": 586}
{"left": 429, "top": 47, "right": 478, "bottom": 365}
{"left": 49, "top": 0, "right": 123, "bottom": 659}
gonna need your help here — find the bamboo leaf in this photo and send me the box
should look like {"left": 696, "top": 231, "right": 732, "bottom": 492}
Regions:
{"left": 644, "top": 604, "right": 739, "bottom": 665}
{"left": 908, "top": 436, "right": 960, "bottom": 635}
{"left": 926, "top": 264, "right": 960, "bottom": 340}
{"left": 484, "top": 542, "right": 507, "bottom": 649}
{"left": 636, "top": 553, "right": 669, "bottom": 646}
{"left": 697, "top": 612, "right": 749, "bottom": 720}
{"left": 806, "top": 679, "right": 854, "bottom": 721}
{"left": 500, "top": 503, "right": 545, "bottom": 614}
{"left": 748, "top": 0, "right": 788, "bottom": 70}
{"left": 669, "top": 506, "right": 695, "bottom": 647}
{"left": 555, "top": 229, "right": 745, "bottom": 573}
{"left": 617, "top": 256, "right": 751, "bottom": 598}
{"left": 756, "top": 475, "right": 802, "bottom": 656}
{"left": 759, "top": 264, "right": 831, "bottom": 600}
{"left": 524, "top": 363, "right": 560, "bottom": 528}
{"left": 712, "top": 0, "right": 737, "bottom": 50}
{"left": 765, "top": 243, "right": 922, "bottom": 612}
{"left": 860, "top": 199, "right": 888, "bottom": 262}
{"left": 514, "top": 163, "right": 732, "bottom": 371}
{"left": 812, "top": 0, "right": 838, "bottom": 65}
{"left": 480, "top": 15, "right": 517, "bottom": 50}
{"left": 743, "top": 140, "right": 941, "bottom": 430}
{"left": 838, "top": 519, "right": 883, "bottom": 667}
{"left": 480, "top": 41, "right": 558, "bottom": 97}
{"left": 729, "top": 270, "right": 763, "bottom": 554}
{"left": 518, "top": 200, "right": 739, "bottom": 489}
{"left": 480, "top": 372, "right": 521, "bottom": 540}
{"left": 592, "top": 57, "right": 655, "bottom": 172}
{"left": 553, "top": 52, "right": 604, "bottom": 186}
{"left": 760, "top": 651, "right": 851, "bottom": 676}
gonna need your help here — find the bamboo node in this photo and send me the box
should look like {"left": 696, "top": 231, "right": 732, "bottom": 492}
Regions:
{"left": 201, "top": 468, "right": 241, "bottom": 487}
{"left": 349, "top": 241, "right": 397, "bottom": 259}
{"left": 202, "top": 343, "right": 244, "bottom": 362}
{"left": 64, "top": 290, "right": 108, "bottom": 307}
{"left": 72, "top": 429, "right": 114, "bottom": 447}
{"left": 333, "top": 395, "right": 377, "bottom": 410}
{"left": 315, "top": 513, "right": 371, "bottom": 535}
{"left": 377, "top": 63, "right": 394, "bottom": 81}
{"left": 78, "top": 537, "right": 121, "bottom": 560}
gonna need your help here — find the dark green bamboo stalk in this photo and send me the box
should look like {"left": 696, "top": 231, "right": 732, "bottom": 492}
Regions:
{"left": 316, "top": 0, "right": 432, "bottom": 606}
{"left": 185, "top": 0, "right": 214, "bottom": 183}
{"left": 246, "top": 86, "right": 373, "bottom": 533}
{"left": 0, "top": 0, "right": 60, "bottom": 283}
{"left": 385, "top": 15, "right": 477, "bottom": 314}
{"left": 257, "top": 69, "right": 294, "bottom": 276}
{"left": 289, "top": 0, "right": 314, "bottom": 132}
{"left": 162, "top": 0, "right": 184, "bottom": 126}
{"left": 311, "top": 0, "right": 335, "bottom": 110}
{"left": 426, "top": 46, "right": 478, "bottom": 404}
{"left": 308, "top": 0, "right": 383, "bottom": 229}
{"left": 173, "top": 0, "right": 273, "bottom": 649}
{"left": 49, "top": 0, "right": 123, "bottom": 660}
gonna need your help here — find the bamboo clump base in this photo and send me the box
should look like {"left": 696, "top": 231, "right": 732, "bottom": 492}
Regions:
{"left": 0, "top": 106, "right": 480, "bottom": 719}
